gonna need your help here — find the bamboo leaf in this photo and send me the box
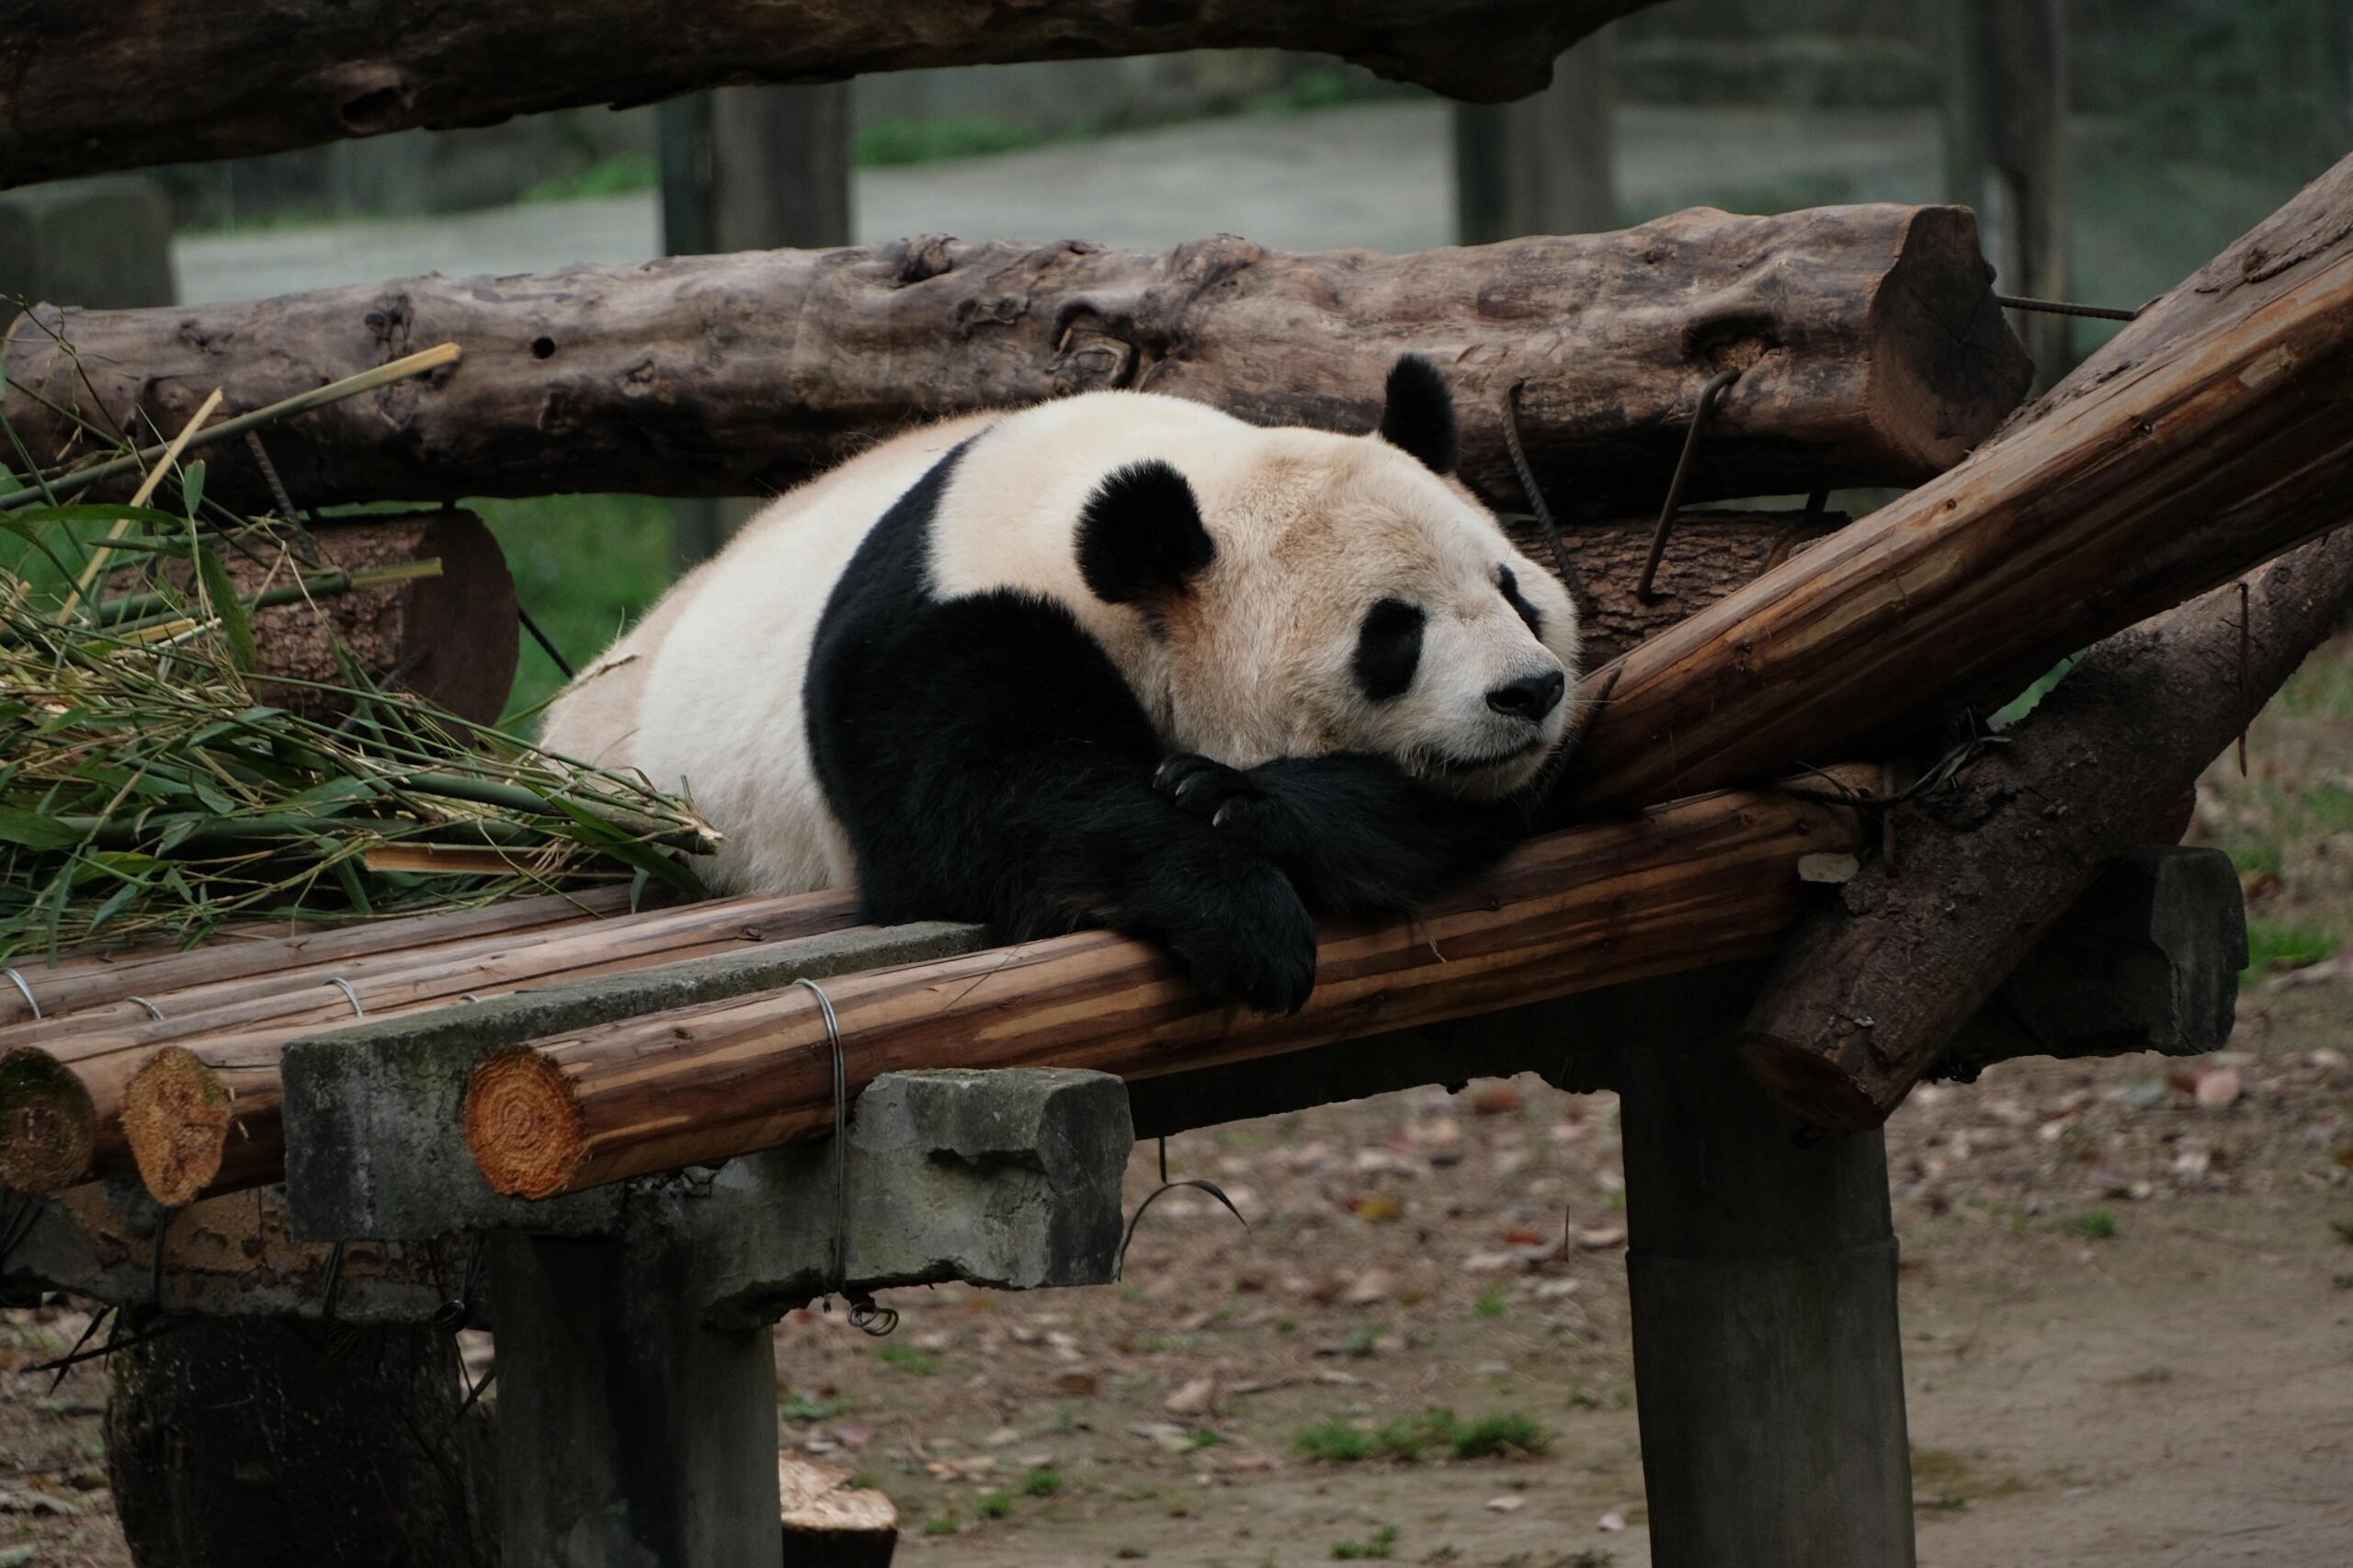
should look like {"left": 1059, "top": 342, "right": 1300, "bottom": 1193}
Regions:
{"left": 180, "top": 460, "right": 206, "bottom": 517}
{"left": 0, "top": 810, "right": 82, "bottom": 850}
{"left": 192, "top": 542, "right": 257, "bottom": 673}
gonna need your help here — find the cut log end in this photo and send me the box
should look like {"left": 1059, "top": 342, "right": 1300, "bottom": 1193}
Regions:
{"left": 464, "top": 1051, "right": 585, "bottom": 1199}
{"left": 121, "top": 1045, "right": 233, "bottom": 1208}
{"left": 778, "top": 1453, "right": 898, "bottom": 1568}
{"left": 1733, "top": 1031, "right": 1886, "bottom": 1135}
{"left": 0, "top": 1048, "right": 97, "bottom": 1192}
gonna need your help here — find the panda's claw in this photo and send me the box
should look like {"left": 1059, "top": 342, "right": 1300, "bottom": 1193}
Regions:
{"left": 1155, "top": 753, "right": 1261, "bottom": 819}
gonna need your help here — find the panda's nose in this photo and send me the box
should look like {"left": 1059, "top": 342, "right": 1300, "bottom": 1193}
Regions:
{"left": 1487, "top": 669, "right": 1565, "bottom": 722}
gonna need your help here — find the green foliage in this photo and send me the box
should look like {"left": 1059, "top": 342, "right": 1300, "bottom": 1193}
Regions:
{"left": 1447, "top": 1412, "right": 1552, "bottom": 1460}
{"left": 921, "top": 1517, "right": 960, "bottom": 1538}
{"left": 1473, "top": 1284, "right": 1510, "bottom": 1319}
{"left": 1020, "top": 1466, "right": 1065, "bottom": 1497}
{"left": 853, "top": 116, "right": 1062, "bottom": 167}
{"left": 975, "top": 1490, "right": 1012, "bottom": 1520}
{"left": 519, "top": 153, "right": 661, "bottom": 204}
{"left": 1331, "top": 1524, "right": 1400, "bottom": 1560}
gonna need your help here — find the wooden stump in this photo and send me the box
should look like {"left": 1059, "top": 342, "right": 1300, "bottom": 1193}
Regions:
{"left": 104, "top": 1314, "right": 496, "bottom": 1568}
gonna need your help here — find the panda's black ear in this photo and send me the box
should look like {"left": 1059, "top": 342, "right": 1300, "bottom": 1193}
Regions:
{"left": 1076, "top": 460, "right": 1215, "bottom": 607}
{"left": 1377, "top": 354, "right": 1459, "bottom": 475}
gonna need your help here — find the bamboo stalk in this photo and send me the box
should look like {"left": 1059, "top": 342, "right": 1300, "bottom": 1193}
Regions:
{"left": 1, "top": 344, "right": 460, "bottom": 513}
{"left": 54, "top": 387, "right": 223, "bottom": 619}
{"left": 460, "top": 779, "right": 1869, "bottom": 1200}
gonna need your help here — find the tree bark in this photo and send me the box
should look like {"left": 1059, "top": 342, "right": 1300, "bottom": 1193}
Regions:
{"left": 149, "top": 511, "right": 517, "bottom": 726}
{"left": 1557, "top": 151, "right": 2353, "bottom": 815}
{"left": 460, "top": 778, "right": 1867, "bottom": 1199}
{"left": 3, "top": 206, "right": 2031, "bottom": 520}
{"left": 0, "top": 0, "right": 1667, "bottom": 188}
{"left": 105, "top": 1315, "right": 495, "bottom": 1568}
{"left": 1740, "top": 527, "right": 2353, "bottom": 1131}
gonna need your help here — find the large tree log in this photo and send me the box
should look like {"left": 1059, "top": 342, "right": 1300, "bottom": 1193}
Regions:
{"left": 1740, "top": 528, "right": 2353, "bottom": 1131}
{"left": 0, "top": 886, "right": 859, "bottom": 1197}
{"left": 0, "top": 0, "right": 1667, "bottom": 188}
{"left": 137, "top": 511, "right": 517, "bottom": 725}
{"left": 1558, "top": 152, "right": 2353, "bottom": 813}
{"left": 460, "top": 778, "right": 1869, "bottom": 1200}
{"left": 2, "top": 207, "right": 2032, "bottom": 519}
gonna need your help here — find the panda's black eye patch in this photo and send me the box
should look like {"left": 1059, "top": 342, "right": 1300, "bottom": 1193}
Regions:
{"left": 1353, "top": 598, "right": 1426, "bottom": 702}
{"left": 1497, "top": 565, "right": 1543, "bottom": 636}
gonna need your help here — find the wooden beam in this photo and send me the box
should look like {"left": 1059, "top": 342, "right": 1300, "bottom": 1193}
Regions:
{"left": 1, "top": 1, "right": 1666, "bottom": 188}
{"left": 1558, "top": 152, "right": 2353, "bottom": 815}
{"left": 457, "top": 782, "right": 1866, "bottom": 1200}
{"left": 1739, "top": 530, "right": 2352, "bottom": 1132}
{"left": 4, "top": 207, "right": 2031, "bottom": 519}
{"left": 0, "top": 887, "right": 863, "bottom": 1198}
{"left": 1127, "top": 846, "right": 2245, "bottom": 1139}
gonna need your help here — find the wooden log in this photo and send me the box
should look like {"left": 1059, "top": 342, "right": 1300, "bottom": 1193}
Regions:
{"left": 203, "top": 510, "right": 517, "bottom": 725}
{"left": 3, "top": 887, "right": 859, "bottom": 1199}
{"left": 1739, "top": 529, "right": 2353, "bottom": 1131}
{"left": 3, "top": 207, "right": 2032, "bottom": 520}
{"left": 1558, "top": 151, "right": 2353, "bottom": 814}
{"left": 0, "top": 885, "right": 631, "bottom": 1028}
{"left": 776, "top": 1456, "right": 897, "bottom": 1568}
{"left": 2, "top": 1, "right": 1665, "bottom": 187}
{"left": 1127, "top": 846, "right": 2244, "bottom": 1138}
{"left": 460, "top": 778, "right": 1868, "bottom": 1199}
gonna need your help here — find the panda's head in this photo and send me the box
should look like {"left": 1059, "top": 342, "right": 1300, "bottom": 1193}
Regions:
{"left": 1077, "top": 356, "right": 1582, "bottom": 800}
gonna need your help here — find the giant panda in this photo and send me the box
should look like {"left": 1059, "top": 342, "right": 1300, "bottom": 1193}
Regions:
{"left": 540, "top": 356, "right": 1581, "bottom": 1015}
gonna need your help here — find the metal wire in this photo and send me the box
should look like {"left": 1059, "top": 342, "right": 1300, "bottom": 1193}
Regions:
{"left": 1995, "top": 293, "right": 2143, "bottom": 323}
{"left": 517, "top": 602, "right": 576, "bottom": 679}
{"left": 3, "top": 968, "right": 40, "bottom": 1020}
{"left": 794, "top": 976, "right": 896, "bottom": 1336}
{"left": 1499, "top": 381, "right": 1593, "bottom": 610}
{"left": 1637, "top": 369, "right": 1742, "bottom": 602}
{"left": 326, "top": 976, "right": 365, "bottom": 1017}
{"left": 127, "top": 994, "right": 166, "bottom": 1021}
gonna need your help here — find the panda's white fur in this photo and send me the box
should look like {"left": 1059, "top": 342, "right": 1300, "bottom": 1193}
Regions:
{"left": 545, "top": 389, "right": 1577, "bottom": 896}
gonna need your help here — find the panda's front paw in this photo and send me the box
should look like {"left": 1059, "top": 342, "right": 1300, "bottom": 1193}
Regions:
{"left": 1147, "top": 859, "right": 1318, "bottom": 1017}
{"left": 1154, "top": 753, "right": 1262, "bottom": 821}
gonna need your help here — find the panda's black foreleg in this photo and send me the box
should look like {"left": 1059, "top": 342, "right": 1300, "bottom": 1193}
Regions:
{"left": 1154, "top": 752, "right": 1528, "bottom": 918}
{"left": 814, "top": 594, "right": 1319, "bottom": 1015}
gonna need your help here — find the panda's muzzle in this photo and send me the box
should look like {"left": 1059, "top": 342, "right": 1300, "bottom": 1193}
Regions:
{"left": 1485, "top": 669, "right": 1565, "bottom": 722}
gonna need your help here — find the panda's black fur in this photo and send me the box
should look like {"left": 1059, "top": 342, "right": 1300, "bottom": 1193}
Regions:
{"left": 802, "top": 362, "right": 1529, "bottom": 1016}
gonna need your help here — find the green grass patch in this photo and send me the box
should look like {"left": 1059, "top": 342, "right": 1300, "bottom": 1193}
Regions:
{"left": 477, "top": 493, "right": 676, "bottom": 725}
{"left": 1020, "top": 1466, "right": 1064, "bottom": 1497}
{"left": 779, "top": 1392, "right": 850, "bottom": 1422}
{"left": 1473, "top": 1284, "right": 1509, "bottom": 1319}
{"left": 922, "top": 1517, "right": 960, "bottom": 1538}
{"left": 2052, "top": 1210, "right": 2119, "bottom": 1241}
{"left": 854, "top": 116, "right": 1064, "bottom": 167}
{"left": 874, "top": 1344, "right": 937, "bottom": 1375}
{"left": 1292, "top": 1409, "right": 1552, "bottom": 1464}
{"left": 2245, "top": 918, "right": 2341, "bottom": 975}
{"left": 1331, "top": 1524, "right": 1400, "bottom": 1560}
{"left": 975, "top": 1490, "right": 1012, "bottom": 1520}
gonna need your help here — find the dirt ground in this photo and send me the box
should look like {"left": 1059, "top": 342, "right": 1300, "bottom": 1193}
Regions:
{"left": 3, "top": 674, "right": 2351, "bottom": 1566}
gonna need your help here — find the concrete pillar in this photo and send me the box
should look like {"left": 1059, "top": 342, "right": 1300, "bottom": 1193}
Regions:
{"left": 1944, "top": 0, "right": 2071, "bottom": 387}
{"left": 1453, "top": 30, "right": 1618, "bottom": 243}
{"left": 660, "top": 84, "right": 854, "bottom": 567}
{"left": 490, "top": 1231, "right": 782, "bottom": 1568}
{"left": 1618, "top": 1036, "right": 1915, "bottom": 1568}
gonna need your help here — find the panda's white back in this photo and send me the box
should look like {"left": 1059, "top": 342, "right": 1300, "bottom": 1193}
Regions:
{"left": 538, "top": 391, "right": 1272, "bottom": 895}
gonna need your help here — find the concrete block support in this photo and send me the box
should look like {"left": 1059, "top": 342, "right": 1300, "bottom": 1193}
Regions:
{"left": 492, "top": 1229, "right": 783, "bottom": 1568}
{"left": 1620, "top": 1031, "right": 1916, "bottom": 1568}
